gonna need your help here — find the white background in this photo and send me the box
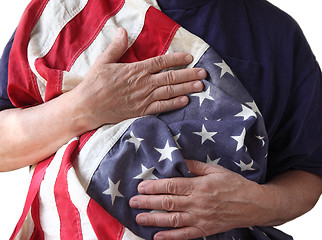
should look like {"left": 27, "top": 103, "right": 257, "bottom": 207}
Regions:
{"left": 0, "top": 0, "right": 321, "bottom": 239}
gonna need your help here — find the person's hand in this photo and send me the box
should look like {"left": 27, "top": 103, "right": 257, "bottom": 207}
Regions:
{"left": 129, "top": 160, "right": 274, "bottom": 240}
{"left": 73, "top": 28, "right": 206, "bottom": 129}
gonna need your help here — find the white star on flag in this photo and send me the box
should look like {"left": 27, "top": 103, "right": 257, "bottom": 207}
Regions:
{"left": 173, "top": 133, "right": 182, "bottom": 149}
{"left": 102, "top": 178, "right": 124, "bottom": 205}
{"left": 190, "top": 86, "right": 214, "bottom": 106}
{"left": 245, "top": 100, "right": 262, "bottom": 117}
{"left": 127, "top": 131, "right": 144, "bottom": 152}
{"left": 206, "top": 155, "right": 220, "bottom": 165}
{"left": 193, "top": 124, "right": 217, "bottom": 144}
{"left": 214, "top": 60, "right": 234, "bottom": 78}
{"left": 234, "top": 104, "right": 257, "bottom": 121}
{"left": 234, "top": 160, "right": 255, "bottom": 171}
{"left": 255, "top": 135, "right": 265, "bottom": 146}
{"left": 231, "top": 128, "right": 246, "bottom": 151}
{"left": 133, "top": 164, "right": 158, "bottom": 180}
{"left": 155, "top": 140, "right": 178, "bottom": 162}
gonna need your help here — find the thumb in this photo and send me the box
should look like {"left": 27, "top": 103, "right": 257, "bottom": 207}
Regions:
{"left": 185, "top": 159, "right": 223, "bottom": 176}
{"left": 98, "top": 27, "right": 128, "bottom": 64}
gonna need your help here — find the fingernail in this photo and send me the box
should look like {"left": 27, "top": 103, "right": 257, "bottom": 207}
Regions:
{"left": 180, "top": 96, "right": 189, "bottom": 104}
{"left": 198, "top": 69, "right": 207, "bottom": 78}
{"left": 138, "top": 182, "right": 146, "bottom": 193}
{"left": 137, "top": 216, "right": 147, "bottom": 225}
{"left": 155, "top": 235, "right": 165, "bottom": 240}
{"left": 193, "top": 81, "right": 203, "bottom": 89}
{"left": 115, "top": 28, "right": 124, "bottom": 39}
{"left": 130, "top": 200, "right": 140, "bottom": 208}
{"left": 185, "top": 54, "right": 193, "bottom": 63}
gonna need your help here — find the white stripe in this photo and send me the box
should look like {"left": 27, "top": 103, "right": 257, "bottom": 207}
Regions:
{"left": 165, "top": 27, "right": 209, "bottom": 69}
{"left": 67, "top": 168, "right": 97, "bottom": 239}
{"left": 64, "top": 5, "right": 209, "bottom": 93}
{"left": 62, "top": 0, "right": 152, "bottom": 93}
{"left": 38, "top": 138, "right": 78, "bottom": 239}
{"left": 27, "top": 0, "right": 89, "bottom": 100}
{"left": 143, "top": 0, "right": 160, "bottom": 10}
{"left": 73, "top": 118, "right": 138, "bottom": 191}
{"left": 121, "top": 228, "right": 144, "bottom": 240}
{"left": 14, "top": 210, "right": 34, "bottom": 240}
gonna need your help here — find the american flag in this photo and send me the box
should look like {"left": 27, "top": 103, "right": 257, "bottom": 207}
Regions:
{"left": 8, "top": 0, "right": 292, "bottom": 239}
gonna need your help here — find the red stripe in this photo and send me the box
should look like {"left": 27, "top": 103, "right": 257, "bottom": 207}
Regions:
{"left": 119, "top": 6, "right": 180, "bottom": 63}
{"left": 11, "top": 131, "right": 95, "bottom": 238}
{"left": 30, "top": 192, "right": 44, "bottom": 240}
{"left": 10, "top": 156, "right": 53, "bottom": 240}
{"left": 87, "top": 199, "right": 124, "bottom": 240}
{"left": 53, "top": 140, "right": 83, "bottom": 240}
{"left": 35, "top": 0, "right": 125, "bottom": 101}
{"left": 8, "top": 0, "right": 49, "bottom": 108}
{"left": 79, "top": 130, "right": 96, "bottom": 149}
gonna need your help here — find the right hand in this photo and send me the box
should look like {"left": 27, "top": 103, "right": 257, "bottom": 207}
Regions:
{"left": 73, "top": 27, "right": 206, "bottom": 129}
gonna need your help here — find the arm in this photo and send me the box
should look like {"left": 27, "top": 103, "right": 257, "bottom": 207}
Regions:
{"left": 0, "top": 28, "right": 206, "bottom": 171}
{"left": 129, "top": 160, "right": 322, "bottom": 240}
{"left": 261, "top": 169, "right": 322, "bottom": 226}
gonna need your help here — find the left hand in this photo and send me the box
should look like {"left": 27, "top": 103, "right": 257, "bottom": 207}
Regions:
{"left": 129, "top": 160, "right": 273, "bottom": 240}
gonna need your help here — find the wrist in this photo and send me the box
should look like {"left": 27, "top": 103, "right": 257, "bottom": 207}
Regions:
{"left": 243, "top": 181, "right": 287, "bottom": 227}
{"left": 64, "top": 89, "right": 98, "bottom": 135}
{"left": 255, "top": 184, "right": 288, "bottom": 226}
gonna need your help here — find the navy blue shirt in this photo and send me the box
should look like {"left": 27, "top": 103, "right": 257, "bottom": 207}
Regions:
{"left": 1, "top": 0, "right": 322, "bottom": 180}
{"left": 0, "top": 32, "right": 15, "bottom": 110}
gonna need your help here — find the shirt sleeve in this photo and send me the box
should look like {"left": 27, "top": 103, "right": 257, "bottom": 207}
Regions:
{"left": 266, "top": 26, "right": 322, "bottom": 179}
{"left": 0, "top": 31, "right": 16, "bottom": 111}
{"left": 287, "top": 62, "right": 322, "bottom": 176}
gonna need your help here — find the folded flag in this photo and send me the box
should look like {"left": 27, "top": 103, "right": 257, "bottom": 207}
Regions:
{"left": 8, "top": 0, "right": 292, "bottom": 239}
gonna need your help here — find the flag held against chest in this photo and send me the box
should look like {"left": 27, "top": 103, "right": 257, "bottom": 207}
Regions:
{"left": 8, "top": 0, "right": 293, "bottom": 239}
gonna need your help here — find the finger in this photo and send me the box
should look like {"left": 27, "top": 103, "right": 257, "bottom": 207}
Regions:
{"left": 135, "top": 212, "right": 196, "bottom": 228}
{"left": 143, "top": 53, "right": 194, "bottom": 74}
{"left": 137, "top": 178, "right": 194, "bottom": 195}
{"left": 185, "top": 159, "right": 222, "bottom": 176}
{"left": 153, "top": 68, "right": 207, "bottom": 87}
{"left": 153, "top": 227, "right": 205, "bottom": 240}
{"left": 151, "top": 81, "right": 203, "bottom": 101}
{"left": 97, "top": 27, "right": 128, "bottom": 64}
{"left": 129, "top": 194, "right": 191, "bottom": 212}
{"left": 144, "top": 96, "right": 189, "bottom": 115}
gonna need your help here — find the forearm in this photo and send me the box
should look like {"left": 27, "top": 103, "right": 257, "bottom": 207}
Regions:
{"left": 0, "top": 29, "right": 205, "bottom": 172}
{"left": 258, "top": 170, "right": 322, "bottom": 226}
{"left": 0, "top": 90, "right": 90, "bottom": 171}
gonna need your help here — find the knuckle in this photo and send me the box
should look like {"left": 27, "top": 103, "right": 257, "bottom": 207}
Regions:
{"left": 166, "top": 70, "right": 177, "bottom": 84}
{"left": 150, "top": 101, "right": 163, "bottom": 115}
{"left": 165, "top": 179, "right": 178, "bottom": 194}
{"left": 161, "top": 196, "right": 175, "bottom": 211}
{"left": 130, "top": 62, "right": 143, "bottom": 73}
{"left": 164, "top": 85, "right": 175, "bottom": 99}
{"left": 147, "top": 76, "right": 159, "bottom": 92}
{"left": 155, "top": 56, "right": 169, "bottom": 69}
{"left": 170, "top": 213, "right": 183, "bottom": 228}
